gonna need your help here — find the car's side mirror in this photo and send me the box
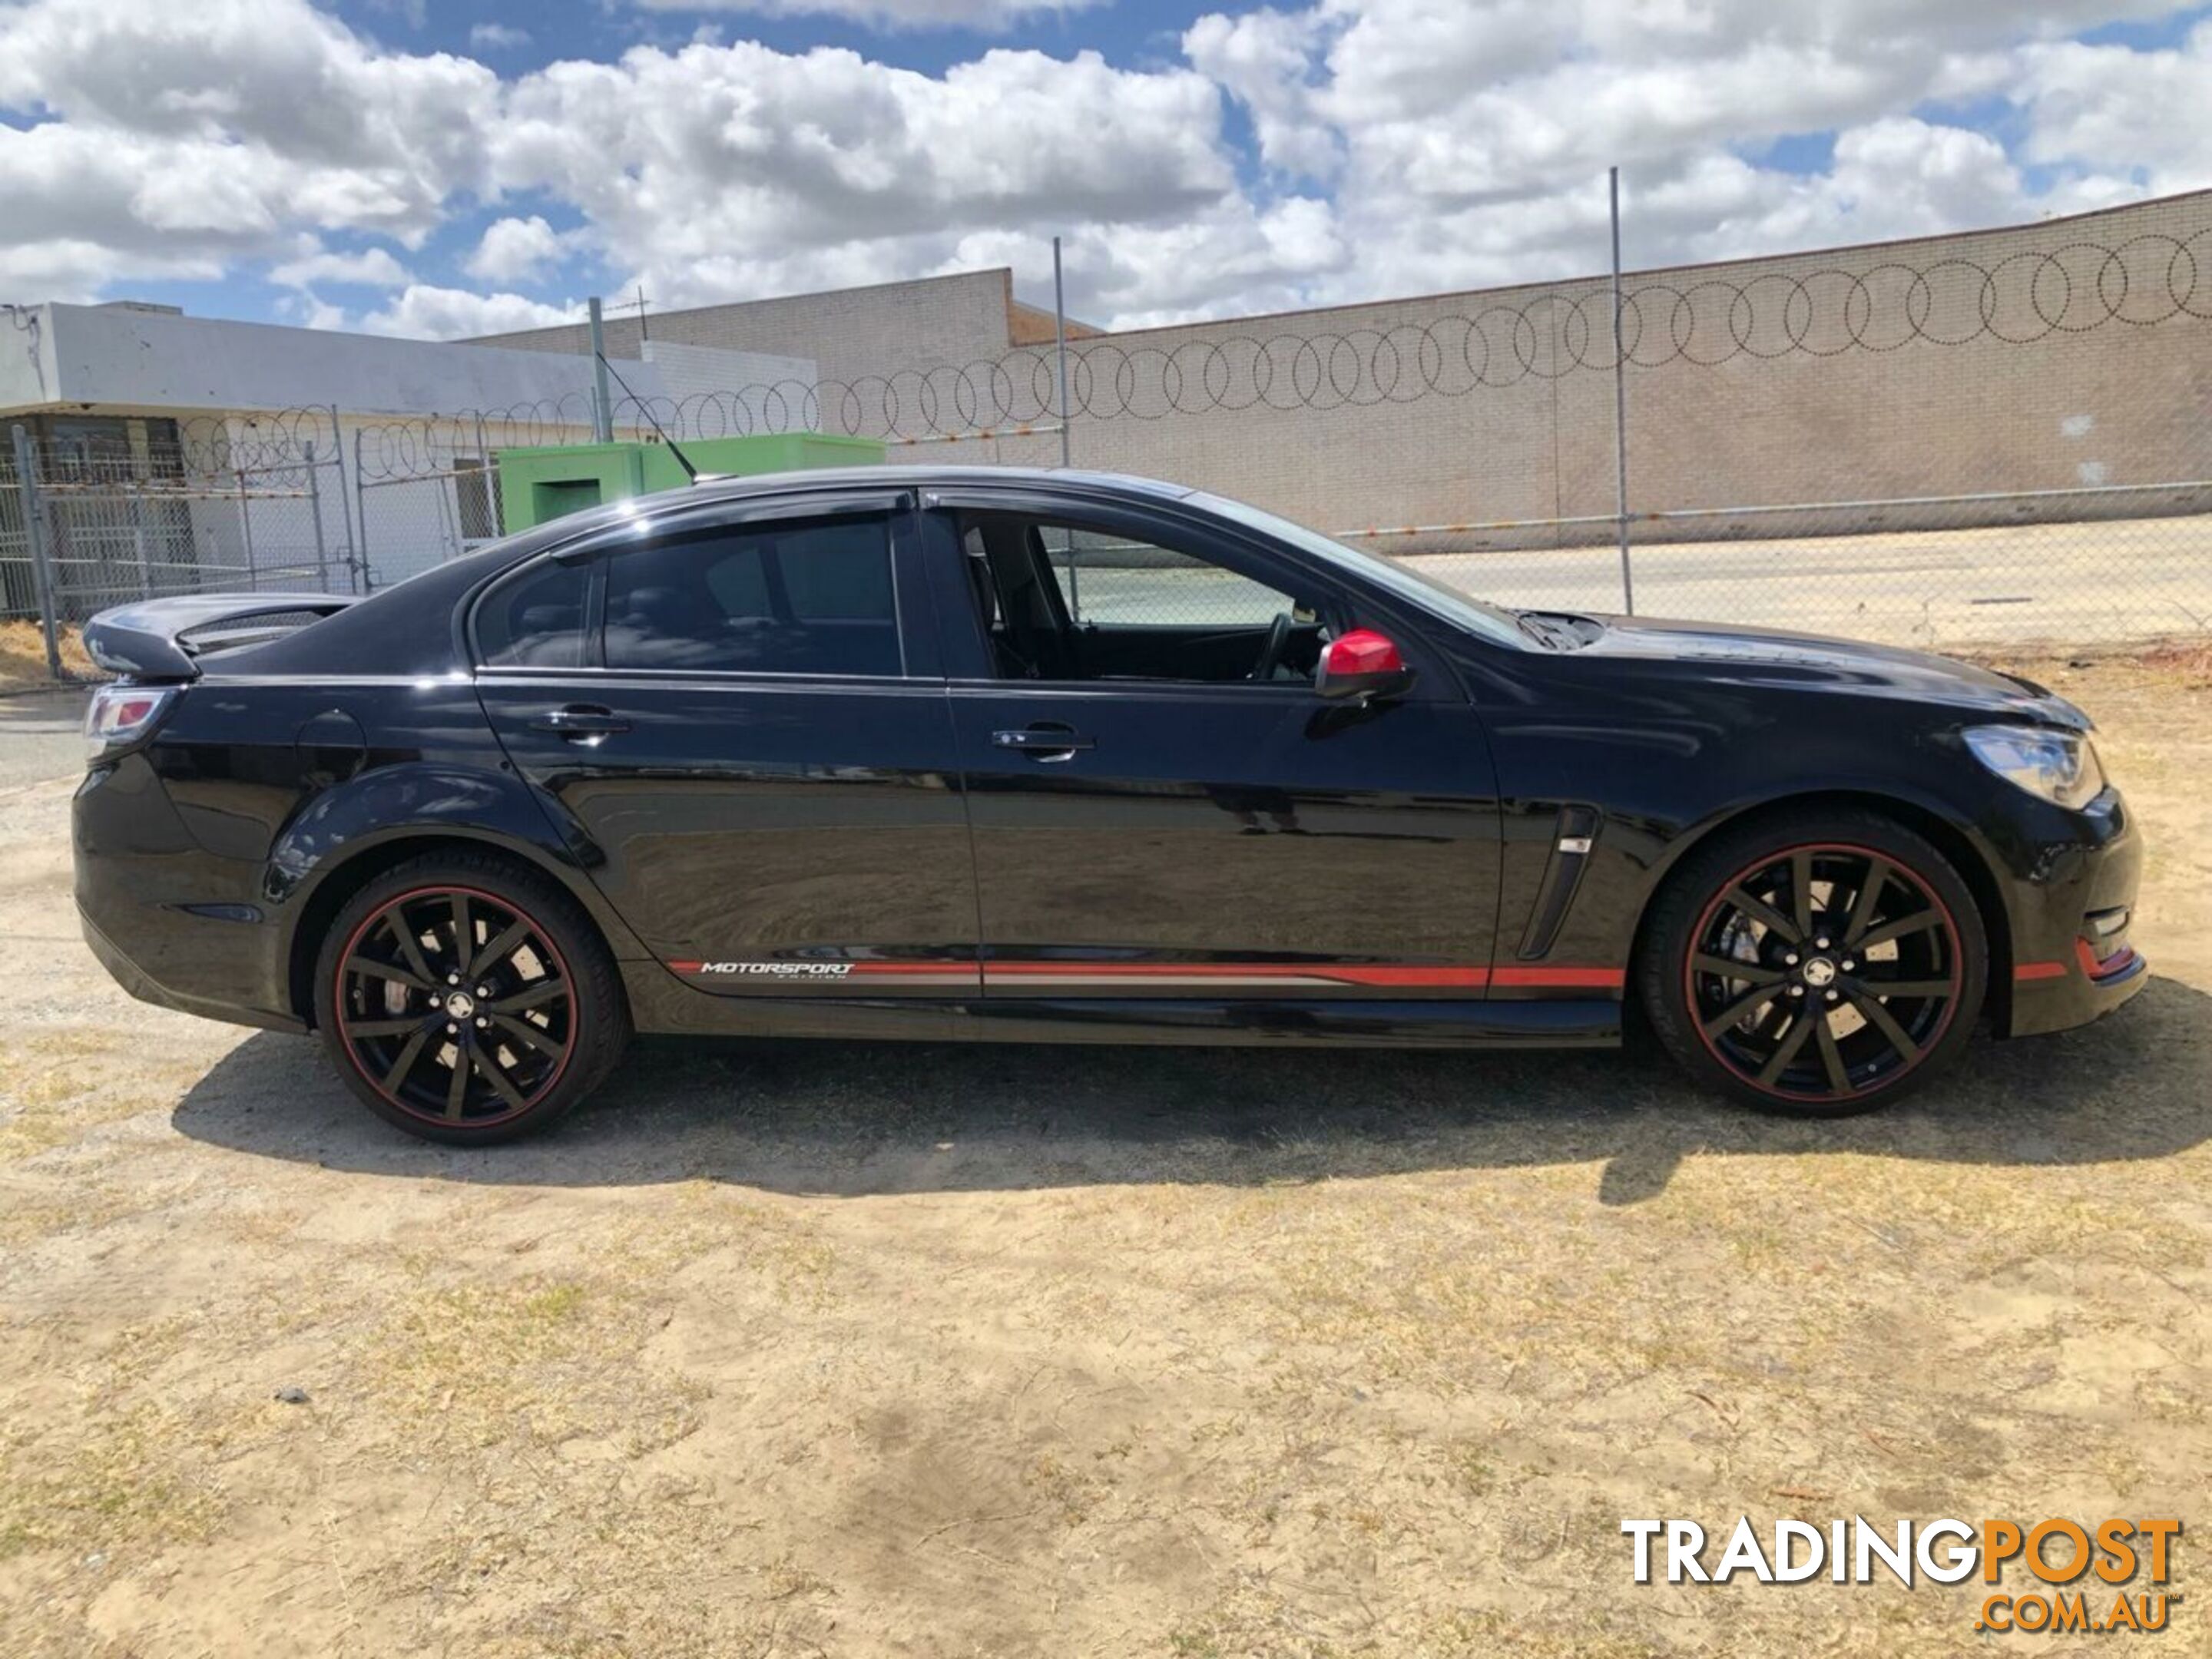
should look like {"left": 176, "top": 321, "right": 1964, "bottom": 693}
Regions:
{"left": 1314, "top": 629, "right": 1414, "bottom": 702}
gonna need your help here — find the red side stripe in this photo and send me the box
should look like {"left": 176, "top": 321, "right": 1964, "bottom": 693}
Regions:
{"left": 1491, "top": 965, "right": 1628, "bottom": 989}
{"left": 982, "top": 961, "right": 1489, "bottom": 985}
{"left": 2013, "top": 961, "right": 2067, "bottom": 982}
{"left": 2072, "top": 938, "right": 2137, "bottom": 983}
{"left": 669, "top": 959, "right": 1623, "bottom": 989}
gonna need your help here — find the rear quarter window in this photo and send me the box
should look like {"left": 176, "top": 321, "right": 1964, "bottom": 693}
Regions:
{"left": 476, "top": 558, "right": 588, "bottom": 668}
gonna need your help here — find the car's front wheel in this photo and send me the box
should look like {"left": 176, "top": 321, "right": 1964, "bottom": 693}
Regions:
{"left": 314, "top": 851, "right": 631, "bottom": 1144}
{"left": 1639, "top": 808, "right": 1988, "bottom": 1116}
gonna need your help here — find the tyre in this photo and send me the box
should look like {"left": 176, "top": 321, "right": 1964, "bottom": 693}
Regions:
{"left": 313, "top": 851, "right": 631, "bottom": 1144}
{"left": 1637, "top": 807, "right": 1988, "bottom": 1116}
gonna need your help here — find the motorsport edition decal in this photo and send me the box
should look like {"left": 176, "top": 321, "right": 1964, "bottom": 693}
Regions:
{"left": 672, "top": 962, "right": 857, "bottom": 977}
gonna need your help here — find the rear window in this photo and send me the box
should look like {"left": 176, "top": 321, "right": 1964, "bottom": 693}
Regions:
{"left": 604, "top": 517, "right": 901, "bottom": 677}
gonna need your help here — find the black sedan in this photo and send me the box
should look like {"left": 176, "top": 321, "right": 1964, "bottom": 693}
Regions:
{"left": 74, "top": 466, "right": 2145, "bottom": 1143}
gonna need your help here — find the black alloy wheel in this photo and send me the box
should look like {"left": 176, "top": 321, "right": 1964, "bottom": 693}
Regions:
{"left": 1641, "top": 810, "right": 1987, "bottom": 1116}
{"left": 316, "top": 853, "right": 630, "bottom": 1144}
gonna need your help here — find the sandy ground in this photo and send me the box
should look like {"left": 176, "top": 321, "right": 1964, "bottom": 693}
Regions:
{"left": 0, "top": 649, "right": 2207, "bottom": 1657}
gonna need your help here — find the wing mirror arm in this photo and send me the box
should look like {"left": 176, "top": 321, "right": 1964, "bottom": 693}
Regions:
{"left": 1313, "top": 629, "right": 1415, "bottom": 703}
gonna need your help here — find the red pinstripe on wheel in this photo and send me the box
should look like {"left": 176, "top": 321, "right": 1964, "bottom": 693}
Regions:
{"left": 1684, "top": 841, "right": 1962, "bottom": 1105}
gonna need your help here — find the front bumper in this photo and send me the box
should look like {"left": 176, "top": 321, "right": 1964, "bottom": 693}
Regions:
{"left": 2000, "top": 787, "right": 2149, "bottom": 1038}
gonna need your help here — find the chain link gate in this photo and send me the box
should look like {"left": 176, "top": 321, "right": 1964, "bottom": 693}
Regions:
{"left": 2, "top": 415, "right": 359, "bottom": 682}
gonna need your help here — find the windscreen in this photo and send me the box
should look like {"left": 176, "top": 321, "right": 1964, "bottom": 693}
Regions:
{"left": 1188, "top": 492, "right": 1527, "bottom": 649}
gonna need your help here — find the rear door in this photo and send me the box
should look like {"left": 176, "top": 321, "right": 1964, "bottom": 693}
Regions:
{"left": 919, "top": 489, "right": 1504, "bottom": 1002}
{"left": 474, "top": 492, "right": 980, "bottom": 999}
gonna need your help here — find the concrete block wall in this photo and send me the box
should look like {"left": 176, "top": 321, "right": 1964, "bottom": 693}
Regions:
{"left": 469, "top": 192, "right": 2212, "bottom": 545}
{"left": 476, "top": 270, "right": 1022, "bottom": 392}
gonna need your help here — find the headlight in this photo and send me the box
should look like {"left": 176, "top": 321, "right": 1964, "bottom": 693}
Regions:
{"left": 1963, "top": 724, "right": 2106, "bottom": 810}
{"left": 83, "top": 684, "right": 179, "bottom": 763}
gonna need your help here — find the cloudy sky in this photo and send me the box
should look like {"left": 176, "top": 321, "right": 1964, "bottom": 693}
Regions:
{"left": 2, "top": 0, "right": 2208, "bottom": 338}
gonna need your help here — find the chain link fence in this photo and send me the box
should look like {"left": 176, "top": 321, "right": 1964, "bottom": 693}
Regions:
{"left": 7, "top": 197, "right": 2209, "bottom": 681}
{"left": 3, "top": 412, "right": 359, "bottom": 681}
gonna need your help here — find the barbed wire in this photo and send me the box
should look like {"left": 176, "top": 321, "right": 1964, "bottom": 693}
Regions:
{"left": 163, "top": 408, "right": 340, "bottom": 477}
{"left": 156, "top": 223, "right": 2212, "bottom": 481}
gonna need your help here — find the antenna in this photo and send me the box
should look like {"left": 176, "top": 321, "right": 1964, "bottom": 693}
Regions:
{"left": 594, "top": 349, "right": 700, "bottom": 484}
{"left": 605, "top": 284, "right": 651, "bottom": 342}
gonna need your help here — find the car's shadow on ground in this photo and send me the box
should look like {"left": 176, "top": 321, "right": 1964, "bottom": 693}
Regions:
{"left": 170, "top": 976, "right": 2209, "bottom": 1207}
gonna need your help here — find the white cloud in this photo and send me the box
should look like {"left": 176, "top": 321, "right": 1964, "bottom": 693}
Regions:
{"left": 490, "top": 44, "right": 1230, "bottom": 250}
{"left": 626, "top": 0, "right": 1105, "bottom": 30}
{"left": 2, "top": 0, "right": 2207, "bottom": 336}
{"left": 464, "top": 214, "right": 574, "bottom": 283}
{"left": 359, "top": 283, "right": 578, "bottom": 338}
{"left": 482, "top": 39, "right": 1236, "bottom": 322}
{"left": 2017, "top": 21, "right": 2212, "bottom": 194}
{"left": 290, "top": 292, "right": 350, "bottom": 329}
{"left": 1182, "top": 0, "right": 2200, "bottom": 308}
{"left": 469, "top": 22, "right": 531, "bottom": 50}
{"left": 269, "top": 243, "right": 412, "bottom": 287}
{"left": 1184, "top": 8, "right": 1340, "bottom": 181}
{"left": 0, "top": 0, "right": 496, "bottom": 306}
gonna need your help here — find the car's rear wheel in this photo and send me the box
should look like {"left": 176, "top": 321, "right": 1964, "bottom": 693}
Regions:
{"left": 314, "top": 852, "right": 630, "bottom": 1144}
{"left": 1638, "top": 808, "right": 1988, "bottom": 1116}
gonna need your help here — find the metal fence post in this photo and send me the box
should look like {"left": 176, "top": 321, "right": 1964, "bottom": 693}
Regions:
{"left": 128, "top": 477, "right": 152, "bottom": 600}
{"left": 1052, "top": 236, "right": 1074, "bottom": 470}
{"left": 235, "top": 468, "right": 257, "bottom": 590}
{"left": 9, "top": 424, "right": 64, "bottom": 680}
{"left": 477, "top": 413, "right": 502, "bottom": 539}
{"left": 588, "top": 297, "right": 614, "bottom": 443}
{"left": 304, "top": 441, "right": 331, "bottom": 592}
{"left": 352, "top": 426, "right": 373, "bottom": 592}
{"left": 1608, "top": 165, "right": 1635, "bottom": 617}
{"left": 328, "top": 402, "right": 365, "bottom": 593}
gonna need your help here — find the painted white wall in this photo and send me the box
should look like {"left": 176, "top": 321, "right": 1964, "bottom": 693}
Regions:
{"left": 1, "top": 305, "right": 64, "bottom": 417}
{"left": 1, "top": 305, "right": 837, "bottom": 598}
{"left": 4, "top": 303, "right": 694, "bottom": 419}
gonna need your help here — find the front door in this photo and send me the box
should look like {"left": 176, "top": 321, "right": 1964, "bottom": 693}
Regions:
{"left": 919, "top": 493, "right": 1503, "bottom": 1001}
{"left": 474, "top": 495, "right": 980, "bottom": 1001}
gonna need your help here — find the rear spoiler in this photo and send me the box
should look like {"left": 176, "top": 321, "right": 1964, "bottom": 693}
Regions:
{"left": 82, "top": 593, "right": 360, "bottom": 680}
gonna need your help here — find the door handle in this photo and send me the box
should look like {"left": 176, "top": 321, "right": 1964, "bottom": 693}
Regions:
{"left": 992, "top": 724, "right": 1093, "bottom": 760}
{"left": 531, "top": 704, "right": 631, "bottom": 743}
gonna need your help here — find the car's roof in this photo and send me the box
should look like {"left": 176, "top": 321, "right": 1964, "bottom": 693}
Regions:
{"left": 659, "top": 462, "right": 1194, "bottom": 507}
{"left": 465, "top": 463, "right": 1197, "bottom": 571}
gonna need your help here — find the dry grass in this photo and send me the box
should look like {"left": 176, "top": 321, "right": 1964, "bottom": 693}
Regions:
{"left": 0, "top": 620, "right": 94, "bottom": 690}
{"left": 0, "top": 650, "right": 2206, "bottom": 1656}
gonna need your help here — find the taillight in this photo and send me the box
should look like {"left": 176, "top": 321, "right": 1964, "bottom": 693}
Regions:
{"left": 83, "top": 684, "right": 179, "bottom": 763}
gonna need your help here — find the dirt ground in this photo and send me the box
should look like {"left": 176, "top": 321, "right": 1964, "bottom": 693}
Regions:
{"left": 0, "top": 647, "right": 2206, "bottom": 1657}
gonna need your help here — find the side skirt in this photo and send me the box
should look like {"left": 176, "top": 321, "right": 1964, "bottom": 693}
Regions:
{"left": 962, "top": 997, "right": 1621, "bottom": 1047}
{"left": 622, "top": 965, "right": 1622, "bottom": 1048}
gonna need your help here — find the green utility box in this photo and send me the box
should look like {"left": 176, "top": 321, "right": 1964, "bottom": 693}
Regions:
{"left": 495, "top": 433, "right": 886, "bottom": 535}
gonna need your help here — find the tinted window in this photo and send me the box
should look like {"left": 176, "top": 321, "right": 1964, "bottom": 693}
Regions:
{"left": 604, "top": 516, "right": 900, "bottom": 676}
{"left": 477, "top": 558, "right": 588, "bottom": 667}
{"left": 1189, "top": 489, "right": 1525, "bottom": 647}
{"left": 1037, "top": 523, "right": 1297, "bottom": 627}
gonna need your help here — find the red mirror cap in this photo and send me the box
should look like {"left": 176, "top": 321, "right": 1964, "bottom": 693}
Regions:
{"left": 1324, "top": 629, "right": 1404, "bottom": 676}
